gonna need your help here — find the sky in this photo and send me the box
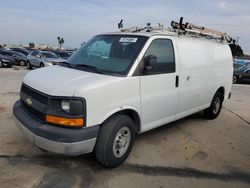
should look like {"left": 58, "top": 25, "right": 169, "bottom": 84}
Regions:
{"left": 0, "top": 0, "right": 249, "bottom": 54}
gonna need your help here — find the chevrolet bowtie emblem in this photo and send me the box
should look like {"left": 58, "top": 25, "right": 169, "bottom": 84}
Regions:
{"left": 26, "top": 97, "right": 32, "bottom": 105}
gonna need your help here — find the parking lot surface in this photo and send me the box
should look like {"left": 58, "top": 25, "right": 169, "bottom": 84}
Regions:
{"left": 0, "top": 66, "right": 250, "bottom": 188}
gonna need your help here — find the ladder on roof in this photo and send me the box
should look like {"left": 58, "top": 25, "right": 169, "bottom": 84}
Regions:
{"left": 171, "top": 17, "right": 232, "bottom": 42}
{"left": 117, "top": 17, "right": 232, "bottom": 43}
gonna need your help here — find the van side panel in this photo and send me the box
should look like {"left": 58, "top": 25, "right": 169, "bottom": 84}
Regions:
{"left": 176, "top": 37, "right": 233, "bottom": 119}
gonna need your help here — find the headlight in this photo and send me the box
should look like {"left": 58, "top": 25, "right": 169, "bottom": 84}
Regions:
{"left": 46, "top": 98, "right": 86, "bottom": 127}
{"left": 61, "top": 100, "right": 70, "bottom": 113}
{"left": 1, "top": 59, "right": 10, "bottom": 62}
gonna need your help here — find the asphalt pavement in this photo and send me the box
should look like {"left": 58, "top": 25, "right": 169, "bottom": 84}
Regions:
{"left": 0, "top": 66, "right": 249, "bottom": 188}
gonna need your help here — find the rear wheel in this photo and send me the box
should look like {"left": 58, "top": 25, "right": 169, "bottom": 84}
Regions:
{"left": 27, "top": 61, "right": 32, "bottom": 70}
{"left": 233, "top": 75, "right": 238, "bottom": 84}
{"left": 95, "top": 114, "right": 136, "bottom": 168}
{"left": 203, "top": 91, "right": 223, "bottom": 119}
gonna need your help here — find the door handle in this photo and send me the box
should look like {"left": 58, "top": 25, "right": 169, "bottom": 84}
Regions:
{"left": 175, "top": 75, "right": 179, "bottom": 87}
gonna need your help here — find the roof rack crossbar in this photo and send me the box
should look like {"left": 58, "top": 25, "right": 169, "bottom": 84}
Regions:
{"left": 117, "top": 18, "right": 232, "bottom": 43}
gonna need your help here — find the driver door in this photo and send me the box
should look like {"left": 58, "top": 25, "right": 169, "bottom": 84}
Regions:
{"left": 139, "top": 37, "right": 179, "bottom": 132}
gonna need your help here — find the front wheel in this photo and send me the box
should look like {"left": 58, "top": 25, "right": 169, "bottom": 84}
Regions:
{"left": 203, "top": 91, "right": 223, "bottom": 119}
{"left": 233, "top": 75, "right": 238, "bottom": 84}
{"left": 27, "top": 61, "right": 32, "bottom": 69}
{"left": 95, "top": 114, "right": 136, "bottom": 168}
{"left": 0, "top": 61, "right": 3, "bottom": 68}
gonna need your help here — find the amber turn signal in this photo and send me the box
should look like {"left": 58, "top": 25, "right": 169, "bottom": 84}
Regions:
{"left": 46, "top": 115, "right": 84, "bottom": 127}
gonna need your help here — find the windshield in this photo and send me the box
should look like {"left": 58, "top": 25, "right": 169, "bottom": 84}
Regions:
{"left": 41, "top": 52, "right": 58, "bottom": 58}
{"left": 12, "top": 51, "right": 26, "bottom": 57}
{"left": 67, "top": 35, "right": 148, "bottom": 75}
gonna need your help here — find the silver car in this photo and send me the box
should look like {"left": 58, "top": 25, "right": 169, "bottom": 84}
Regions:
{"left": 26, "top": 51, "right": 66, "bottom": 69}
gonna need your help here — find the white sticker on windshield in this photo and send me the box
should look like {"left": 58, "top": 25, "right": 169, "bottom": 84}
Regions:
{"left": 119, "top": 37, "right": 138, "bottom": 43}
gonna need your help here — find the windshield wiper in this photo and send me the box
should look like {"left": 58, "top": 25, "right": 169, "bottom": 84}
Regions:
{"left": 73, "top": 64, "right": 105, "bottom": 74}
{"left": 58, "top": 61, "right": 71, "bottom": 67}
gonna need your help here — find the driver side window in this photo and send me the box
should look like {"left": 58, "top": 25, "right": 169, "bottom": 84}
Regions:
{"left": 31, "top": 51, "right": 38, "bottom": 56}
{"left": 143, "top": 39, "right": 175, "bottom": 75}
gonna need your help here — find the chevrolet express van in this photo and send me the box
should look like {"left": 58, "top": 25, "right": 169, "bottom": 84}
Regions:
{"left": 13, "top": 24, "right": 233, "bottom": 168}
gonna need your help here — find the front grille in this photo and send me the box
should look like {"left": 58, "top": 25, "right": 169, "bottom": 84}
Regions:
{"left": 21, "top": 84, "right": 48, "bottom": 105}
{"left": 20, "top": 84, "right": 48, "bottom": 122}
{"left": 21, "top": 101, "right": 45, "bottom": 122}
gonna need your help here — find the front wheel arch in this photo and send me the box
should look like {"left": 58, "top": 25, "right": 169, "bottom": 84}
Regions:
{"left": 100, "top": 108, "right": 141, "bottom": 133}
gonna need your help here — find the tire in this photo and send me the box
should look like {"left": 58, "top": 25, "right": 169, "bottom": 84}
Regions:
{"left": 0, "top": 61, "right": 3, "bottom": 68}
{"left": 19, "top": 60, "right": 25, "bottom": 66}
{"left": 233, "top": 75, "right": 238, "bottom": 84}
{"left": 95, "top": 114, "right": 136, "bottom": 168}
{"left": 203, "top": 91, "right": 223, "bottom": 119}
{"left": 40, "top": 63, "right": 44, "bottom": 67}
{"left": 27, "top": 61, "right": 32, "bottom": 70}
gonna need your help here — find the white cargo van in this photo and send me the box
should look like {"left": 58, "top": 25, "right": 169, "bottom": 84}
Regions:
{"left": 13, "top": 20, "right": 233, "bottom": 168}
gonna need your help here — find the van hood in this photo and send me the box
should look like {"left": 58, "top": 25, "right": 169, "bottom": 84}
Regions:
{"left": 23, "top": 65, "right": 121, "bottom": 96}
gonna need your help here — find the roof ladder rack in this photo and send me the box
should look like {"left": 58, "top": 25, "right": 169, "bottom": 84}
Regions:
{"left": 117, "top": 18, "right": 232, "bottom": 43}
{"left": 171, "top": 17, "right": 232, "bottom": 42}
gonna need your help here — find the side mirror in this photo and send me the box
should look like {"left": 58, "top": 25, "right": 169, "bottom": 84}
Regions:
{"left": 144, "top": 55, "right": 157, "bottom": 73}
{"left": 35, "top": 54, "right": 41, "bottom": 58}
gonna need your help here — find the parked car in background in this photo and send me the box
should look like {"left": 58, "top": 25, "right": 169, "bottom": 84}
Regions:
{"left": 53, "top": 51, "right": 73, "bottom": 60}
{"left": 233, "top": 64, "right": 250, "bottom": 83}
{"left": 0, "top": 54, "right": 15, "bottom": 67}
{"left": 0, "top": 50, "right": 27, "bottom": 66}
{"left": 26, "top": 51, "right": 66, "bottom": 69}
{"left": 10, "top": 47, "right": 31, "bottom": 56}
{"left": 233, "top": 62, "right": 244, "bottom": 70}
{"left": 23, "top": 47, "right": 36, "bottom": 52}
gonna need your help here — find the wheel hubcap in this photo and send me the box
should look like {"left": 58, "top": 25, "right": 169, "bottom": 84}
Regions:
{"left": 213, "top": 97, "right": 221, "bottom": 114}
{"left": 113, "top": 127, "right": 131, "bottom": 158}
{"left": 20, "top": 61, "right": 24, "bottom": 66}
{"left": 233, "top": 76, "right": 237, "bottom": 83}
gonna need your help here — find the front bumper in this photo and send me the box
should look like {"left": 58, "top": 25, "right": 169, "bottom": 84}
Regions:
{"left": 13, "top": 101, "right": 99, "bottom": 156}
{"left": 1, "top": 61, "right": 13, "bottom": 67}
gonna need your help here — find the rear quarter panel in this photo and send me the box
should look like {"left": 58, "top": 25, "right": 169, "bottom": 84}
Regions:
{"left": 177, "top": 37, "right": 233, "bottom": 112}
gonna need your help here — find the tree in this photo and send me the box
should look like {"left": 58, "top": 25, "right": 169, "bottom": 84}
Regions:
{"left": 229, "top": 39, "right": 244, "bottom": 57}
{"left": 57, "top": 37, "right": 64, "bottom": 50}
{"left": 29, "top": 42, "right": 35, "bottom": 48}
